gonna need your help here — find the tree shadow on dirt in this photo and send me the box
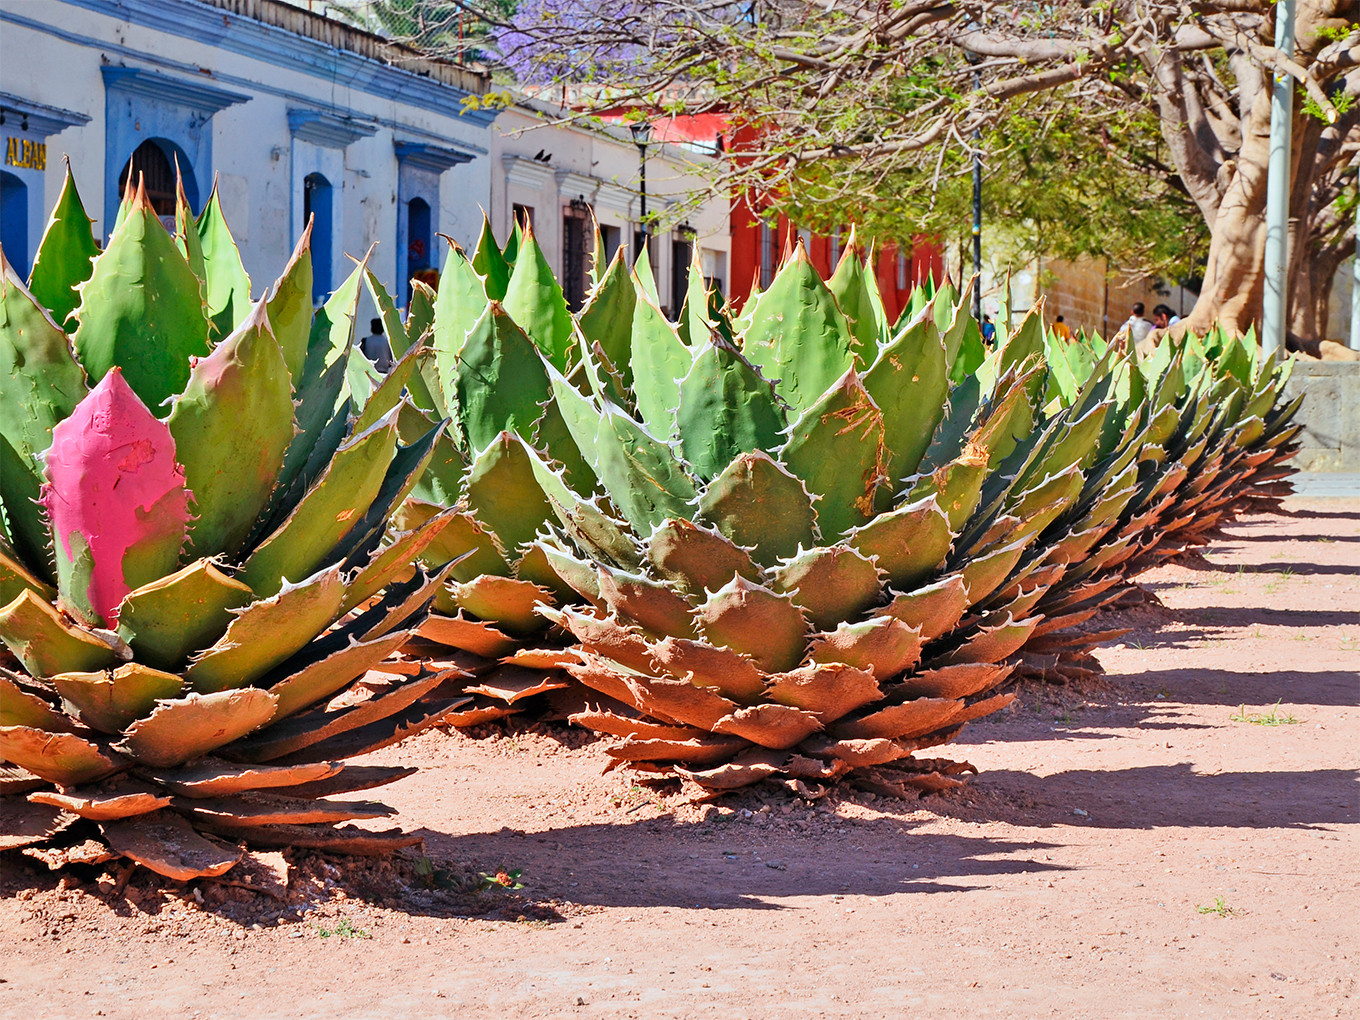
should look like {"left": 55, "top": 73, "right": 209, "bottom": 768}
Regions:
{"left": 409, "top": 818, "right": 1070, "bottom": 911}
{"left": 951, "top": 763, "right": 1359, "bottom": 832}
{"left": 1165, "top": 558, "right": 1358, "bottom": 577}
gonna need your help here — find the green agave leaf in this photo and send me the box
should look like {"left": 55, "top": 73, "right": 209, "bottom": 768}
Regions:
{"left": 26, "top": 163, "right": 100, "bottom": 329}
{"left": 742, "top": 246, "right": 855, "bottom": 414}
{"left": 827, "top": 237, "right": 884, "bottom": 365}
{"left": 261, "top": 354, "right": 348, "bottom": 534}
{"left": 781, "top": 370, "right": 887, "bottom": 540}
{"left": 0, "top": 725, "right": 123, "bottom": 785}
{"left": 576, "top": 250, "right": 637, "bottom": 391}
{"left": 343, "top": 343, "right": 383, "bottom": 411}
{"left": 502, "top": 227, "right": 574, "bottom": 370}
{"left": 265, "top": 222, "right": 314, "bottom": 381}
{"left": 0, "top": 251, "right": 87, "bottom": 567}
{"left": 114, "top": 558, "right": 255, "bottom": 671}
{"left": 0, "top": 433, "right": 53, "bottom": 586}
{"left": 0, "top": 670, "right": 73, "bottom": 731}
{"left": 0, "top": 589, "right": 118, "bottom": 678}
{"left": 408, "top": 279, "right": 438, "bottom": 347}
{"left": 771, "top": 544, "right": 881, "bottom": 632}
{"left": 340, "top": 507, "right": 458, "bottom": 614}
{"left": 196, "top": 183, "right": 253, "bottom": 338}
{"left": 69, "top": 185, "right": 210, "bottom": 411}
{"left": 183, "top": 565, "right": 345, "bottom": 693}
{"left": 239, "top": 411, "right": 400, "bottom": 598}
{"left": 174, "top": 176, "right": 206, "bottom": 305}
{"left": 431, "top": 240, "right": 488, "bottom": 409}
{"left": 862, "top": 311, "right": 949, "bottom": 495}
{"left": 399, "top": 402, "right": 466, "bottom": 505}
{"left": 165, "top": 299, "right": 295, "bottom": 557}
{"left": 630, "top": 281, "right": 692, "bottom": 440}
{"left": 472, "top": 215, "right": 511, "bottom": 301}
{"left": 696, "top": 575, "right": 807, "bottom": 674}
{"left": 320, "top": 415, "right": 447, "bottom": 577}
{"left": 677, "top": 250, "right": 718, "bottom": 348}
{"left": 464, "top": 433, "right": 554, "bottom": 561}
{"left": 454, "top": 302, "right": 551, "bottom": 452}
{"left": 307, "top": 252, "right": 367, "bottom": 377}
{"left": 119, "top": 688, "right": 278, "bottom": 768}
{"left": 675, "top": 339, "right": 786, "bottom": 482}
{"left": 531, "top": 397, "right": 601, "bottom": 495}
{"left": 364, "top": 268, "right": 440, "bottom": 414}
{"left": 633, "top": 241, "right": 661, "bottom": 304}
{"left": 503, "top": 219, "right": 522, "bottom": 266}
{"left": 846, "top": 495, "right": 953, "bottom": 589}
{"left": 353, "top": 338, "right": 422, "bottom": 434}
{"left": 644, "top": 517, "right": 760, "bottom": 596}
{"left": 52, "top": 663, "right": 185, "bottom": 735}
{"left": 550, "top": 370, "right": 696, "bottom": 534}
{"left": 698, "top": 451, "right": 818, "bottom": 566}
{"left": 0, "top": 539, "right": 55, "bottom": 607}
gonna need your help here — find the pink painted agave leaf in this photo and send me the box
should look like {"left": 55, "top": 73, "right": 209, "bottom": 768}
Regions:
{"left": 41, "top": 368, "right": 191, "bottom": 625}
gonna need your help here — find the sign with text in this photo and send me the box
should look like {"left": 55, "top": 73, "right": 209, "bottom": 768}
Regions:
{"left": 5, "top": 137, "right": 46, "bottom": 171}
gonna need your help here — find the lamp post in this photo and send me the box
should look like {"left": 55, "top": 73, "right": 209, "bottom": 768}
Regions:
{"left": 963, "top": 47, "right": 983, "bottom": 322}
{"left": 631, "top": 120, "right": 652, "bottom": 261}
{"left": 1262, "top": 0, "right": 1296, "bottom": 356}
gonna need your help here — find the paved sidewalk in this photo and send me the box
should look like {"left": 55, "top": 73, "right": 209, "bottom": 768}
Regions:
{"left": 1290, "top": 472, "right": 1360, "bottom": 499}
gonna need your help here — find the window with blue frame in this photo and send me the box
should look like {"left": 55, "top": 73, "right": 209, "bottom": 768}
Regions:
{"left": 406, "top": 196, "right": 432, "bottom": 303}
{"left": 0, "top": 171, "right": 29, "bottom": 277}
{"left": 116, "top": 139, "right": 182, "bottom": 226}
{"left": 304, "top": 172, "right": 333, "bottom": 304}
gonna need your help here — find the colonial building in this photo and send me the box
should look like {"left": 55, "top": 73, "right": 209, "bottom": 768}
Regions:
{"left": 492, "top": 100, "right": 730, "bottom": 316}
{"left": 0, "top": 0, "right": 495, "bottom": 305}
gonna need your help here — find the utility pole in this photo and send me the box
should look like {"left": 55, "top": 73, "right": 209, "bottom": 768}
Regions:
{"left": 1351, "top": 187, "right": 1359, "bottom": 350}
{"left": 1262, "top": 0, "right": 1296, "bottom": 356}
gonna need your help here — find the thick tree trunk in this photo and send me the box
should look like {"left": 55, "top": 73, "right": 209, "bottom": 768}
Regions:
{"left": 1182, "top": 84, "right": 1273, "bottom": 335}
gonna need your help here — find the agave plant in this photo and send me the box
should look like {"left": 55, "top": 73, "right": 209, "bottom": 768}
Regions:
{"left": 445, "top": 237, "right": 1156, "bottom": 797}
{"left": 0, "top": 171, "right": 468, "bottom": 879}
{"left": 1004, "top": 321, "right": 1302, "bottom": 681}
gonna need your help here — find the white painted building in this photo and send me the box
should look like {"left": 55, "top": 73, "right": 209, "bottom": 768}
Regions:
{"left": 491, "top": 101, "right": 730, "bottom": 315}
{"left": 0, "top": 0, "right": 495, "bottom": 306}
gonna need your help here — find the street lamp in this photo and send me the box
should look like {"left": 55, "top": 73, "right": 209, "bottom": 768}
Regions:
{"left": 630, "top": 120, "right": 652, "bottom": 260}
{"left": 963, "top": 46, "right": 983, "bottom": 323}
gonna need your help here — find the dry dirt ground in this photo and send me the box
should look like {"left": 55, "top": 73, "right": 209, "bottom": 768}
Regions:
{"left": 2, "top": 495, "right": 1356, "bottom": 1019}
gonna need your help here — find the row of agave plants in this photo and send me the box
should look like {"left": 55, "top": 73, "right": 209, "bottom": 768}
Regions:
{"left": 0, "top": 169, "right": 1299, "bottom": 881}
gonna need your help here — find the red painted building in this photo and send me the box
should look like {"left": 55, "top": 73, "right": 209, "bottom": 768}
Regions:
{"left": 643, "top": 112, "right": 946, "bottom": 318}
{"left": 729, "top": 191, "right": 944, "bottom": 320}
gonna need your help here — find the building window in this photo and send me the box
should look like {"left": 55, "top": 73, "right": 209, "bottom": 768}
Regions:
{"left": 896, "top": 251, "right": 908, "bottom": 290}
{"left": 671, "top": 232, "right": 694, "bottom": 317}
{"left": 304, "top": 172, "right": 334, "bottom": 304}
{"left": 512, "top": 203, "right": 534, "bottom": 234}
{"left": 797, "top": 227, "right": 812, "bottom": 253}
{"left": 600, "top": 224, "right": 622, "bottom": 269}
{"left": 116, "top": 139, "right": 184, "bottom": 227}
{"left": 759, "top": 220, "right": 774, "bottom": 289}
{"left": 0, "top": 171, "right": 29, "bottom": 278}
{"left": 562, "top": 202, "right": 590, "bottom": 311}
{"left": 829, "top": 228, "right": 842, "bottom": 268}
{"left": 406, "top": 197, "right": 433, "bottom": 301}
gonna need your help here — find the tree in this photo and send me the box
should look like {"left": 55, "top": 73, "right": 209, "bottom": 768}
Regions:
{"left": 391, "top": 0, "right": 1360, "bottom": 341}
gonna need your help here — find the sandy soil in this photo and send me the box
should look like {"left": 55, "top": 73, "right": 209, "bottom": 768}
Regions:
{"left": 2, "top": 496, "right": 1356, "bottom": 1019}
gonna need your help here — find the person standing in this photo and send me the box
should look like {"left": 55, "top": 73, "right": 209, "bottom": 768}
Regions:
{"left": 1052, "top": 315, "right": 1072, "bottom": 341}
{"left": 1152, "top": 304, "right": 1180, "bottom": 329}
{"left": 360, "top": 317, "right": 394, "bottom": 374}
{"left": 1125, "top": 303, "right": 1153, "bottom": 345}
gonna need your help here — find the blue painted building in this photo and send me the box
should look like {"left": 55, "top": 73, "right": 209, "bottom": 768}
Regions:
{"left": 0, "top": 0, "right": 495, "bottom": 305}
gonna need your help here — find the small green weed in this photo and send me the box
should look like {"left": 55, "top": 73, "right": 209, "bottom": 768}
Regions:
{"left": 1196, "top": 896, "right": 1236, "bottom": 917}
{"left": 479, "top": 868, "right": 525, "bottom": 892}
{"left": 1230, "top": 700, "right": 1301, "bottom": 726}
{"left": 315, "top": 917, "right": 370, "bottom": 939}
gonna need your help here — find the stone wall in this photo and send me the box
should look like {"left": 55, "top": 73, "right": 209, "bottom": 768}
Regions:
{"left": 1284, "top": 361, "right": 1360, "bottom": 473}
